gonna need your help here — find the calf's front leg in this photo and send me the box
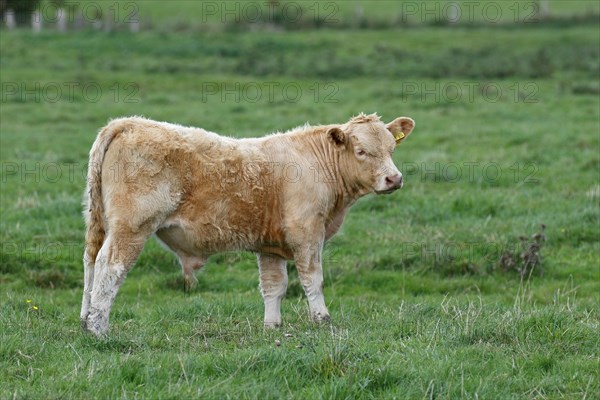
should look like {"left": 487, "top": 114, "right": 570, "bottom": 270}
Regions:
{"left": 257, "top": 253, "right": 288, "bottom": 328}
{"left": 295, "top": 246, "right": 330, "bottom": 322}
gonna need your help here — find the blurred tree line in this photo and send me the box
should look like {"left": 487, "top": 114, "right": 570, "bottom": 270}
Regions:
{"left": 1, "top": 0, "right": 41, "bottom": 26}
{"left": 1, "top": 0, "right": 41, "bottom": 13}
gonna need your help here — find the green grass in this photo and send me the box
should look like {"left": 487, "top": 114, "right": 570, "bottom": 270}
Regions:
{"left": 1, "top": 5, "right": 600, "bottom": 399}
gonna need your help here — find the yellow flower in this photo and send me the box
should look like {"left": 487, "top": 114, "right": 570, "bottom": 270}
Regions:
{"left": 26, "top": 300, "right": 32, "bottom": 303}
{"left": 33, "top": 306, "right": 38, "bottom": 310}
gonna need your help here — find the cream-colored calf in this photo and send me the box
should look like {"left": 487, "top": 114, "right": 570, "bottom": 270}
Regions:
{"left": 80, "top": 113, "right": 415, "bottom": 335}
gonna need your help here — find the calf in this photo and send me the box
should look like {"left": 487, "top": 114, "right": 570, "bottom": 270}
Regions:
{"left": 80, "top": 113, "right": 415, "bottom": 335}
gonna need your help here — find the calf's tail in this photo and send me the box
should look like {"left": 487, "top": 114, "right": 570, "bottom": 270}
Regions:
{"left": 83, "top": 119, "right": 127, "bottom": 262}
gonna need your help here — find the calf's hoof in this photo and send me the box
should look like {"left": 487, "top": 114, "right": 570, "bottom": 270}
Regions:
{"left": 183, "top": 275, "right": 198, "bottom": 291}
{"left": 312, "top": 312, "right": 331, "bottom": 323}
{"left": 84, "top": 313, "right": 109, "bottom": 337}
{"left": 264, "top": 320, "right": 282, "bottom": 329}
{"left": 84, "top": 323, "right": 109, "bottom": 337}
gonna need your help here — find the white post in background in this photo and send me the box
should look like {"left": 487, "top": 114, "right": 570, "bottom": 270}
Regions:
{"left": 538, "top": 0, "right": 550, "bottom": 19}
{"left": 57, "top": 8, "right": 67, "bottom": 32}
{"left": 447, "top": 2, "right": 460, "bottom": 24}
{"left": 130, "top": 10, "right": 139, "bottom": 33}
{"left": 104, "top": 9, "right": 113, "bottom": 32}
{"left": 5, "top": 9, "right": 16, "bottom": 29}
{"left": 32, "top": 10, "right": 42, "bottom": 32}
{"left": 354, "top": 5, "right": 364, "bottom": 26}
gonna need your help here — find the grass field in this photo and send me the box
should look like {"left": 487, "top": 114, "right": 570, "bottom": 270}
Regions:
{"left": 1, "top": 1, "right": 599, "bottom": 398}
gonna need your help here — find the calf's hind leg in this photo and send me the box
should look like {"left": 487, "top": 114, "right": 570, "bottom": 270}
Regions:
{"left": 85, "top": 229, "right": 149, "bottom": 336}
{"left": 179, "top": 255, "right": 206, "bottom": 291}
{"left": 80, "top": 248, "right": 96, "bottom": 327}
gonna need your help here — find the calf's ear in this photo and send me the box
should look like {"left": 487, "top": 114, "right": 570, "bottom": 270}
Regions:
{"left": 386, "top": 117, "right": 415, "bottom": 144}
{"left": 327, "top": 127, "right": 346, "bottom": 148}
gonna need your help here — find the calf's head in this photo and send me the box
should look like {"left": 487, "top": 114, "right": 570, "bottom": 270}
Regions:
{"left": 327, "top": 113, "right": 415, "bottom": 195}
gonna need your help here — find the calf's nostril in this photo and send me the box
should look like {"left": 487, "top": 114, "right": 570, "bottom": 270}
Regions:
{"left": 386, "top": 174, "right": 402, "bottom": 187}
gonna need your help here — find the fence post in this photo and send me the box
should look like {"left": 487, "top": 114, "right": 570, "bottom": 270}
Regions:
{"left": 354, "top": 5, "right": 364, "bottom": 27}
{"left": 130, "top": 10, "right": 139, "bottom": 32}
{"left": 538, "top": 0, "right": 550, "bottom": 19}
{"left": 5, "top": 9, "right": 16, "bottom": 29}
{"left": 32, "top": 10, "right": 42, "bottom": 32}
{"left": 57, "top": 8, "right": 67, "bottom": 32}
{"left": 104, "top": 9, "right": 113, "bottom": 32}
{"left": 447, "top": 2, "right": 460, "bottom": 24}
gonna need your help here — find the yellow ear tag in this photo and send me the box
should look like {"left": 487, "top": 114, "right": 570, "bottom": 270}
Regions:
{"left": 394, "top": 132, "right": 405, "bottom": 145}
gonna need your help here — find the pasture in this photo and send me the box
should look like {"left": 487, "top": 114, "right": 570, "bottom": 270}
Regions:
{"left": 1, "top": 1, "right": 599, "bottom": 398}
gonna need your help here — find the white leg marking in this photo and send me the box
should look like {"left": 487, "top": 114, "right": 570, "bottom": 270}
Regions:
{"left": 85, "top": 237, "right": 142, "bottom": 336}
